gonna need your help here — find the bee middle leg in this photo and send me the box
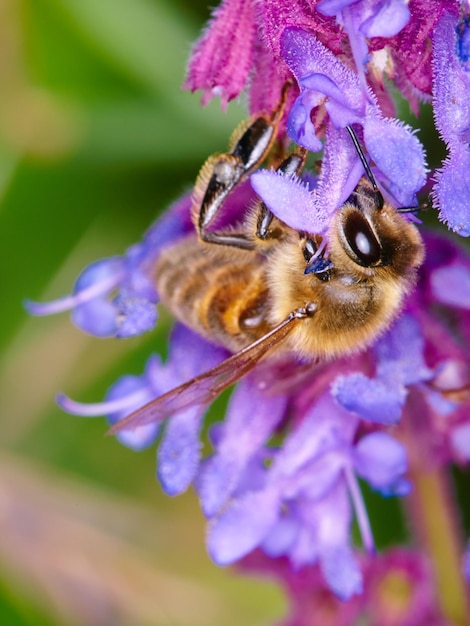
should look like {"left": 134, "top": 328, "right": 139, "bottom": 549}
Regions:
{"left": 255, "top": 150, "right": 307, "bottom": 241}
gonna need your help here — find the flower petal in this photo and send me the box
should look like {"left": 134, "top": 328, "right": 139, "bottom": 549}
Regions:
{"left": 433, "top": 144, "right": 470, "bottom": 237}
{"left": 167, "top": 323, "right": 227, "bottom": 384}
{"left": 432, "top": 12, "right": 470, "bottom": 146}
{"left": 457, "top": 17, "right": 470, "bottom": 71}
{"left": 281, "top": 27, "right": 363, "bottom": 114}
{"left": 71, "top": 298, "right": 118, "bottom": 337}
{"left": 114, "top": 296, "right": 158, "bottom": 338}
{"left": 197, "top": 454, "right": 242, "bottom": 517}
{"left": 361, "top": 0, "right": 410, "bottom": 38}
{"left": 25, "top": 257, "right": 125, "bottom": 317}
{"left": 286, "top": 89, "right": 324, "bottom": 152}
{"left": 157, "top": 406, "right": 203, "bottom": 495}
{"left": 320, "top": 545, "right": 363, "bottom": 600}
{"left": 106, "top": 373, "right": 161, "bottom": 450}
{"left": 363, "top": 114, "right": 427, "bottom": 205}
{"left": 198, "top": 376, "right": 287, "bottom": 515}
{"left": 353, "top": 432, "right": 408, "bottom": 493}
{"left": 332, "top": 373, "right": 405, "bottom": 425}
{"left": 207, "top": 488, "right": 280, "bottom": 564}
{"left": 317, "top": 121, "right": 364, "bottom": 216}
{"left": 250, "top": 169, "right": 327, "bottom": 233}
{"left": 261, "top": 513, "right": 298, "bottom": 558}
{"left": 430, "top": 262, "right": 470, "bottom": 309}
{"left": 374, "top": 314, "right": 432, "bottom": 386}
{"left": 273, "top": 393, "right": 357, "bottom": 479}
{"left": 451, "top": 423, "right": 470, "bottom": 461}
{"left": 316, "top": 0, "right": 356, "bottom": 16}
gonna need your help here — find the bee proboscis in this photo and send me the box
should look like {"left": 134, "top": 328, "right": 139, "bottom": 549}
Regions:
{"left": 111, "top": 93, "right": 424, "bottom": 434}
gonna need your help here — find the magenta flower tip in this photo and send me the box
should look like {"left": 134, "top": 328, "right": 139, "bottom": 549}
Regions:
{"left": 184, "top": 0, "right": 257, "bottom": 108}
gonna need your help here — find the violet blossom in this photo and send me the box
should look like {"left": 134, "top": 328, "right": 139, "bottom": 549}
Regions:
{"left": 25, "top": 192, "right": 193, "bottom": 337}
{"left": 239, "top": 547, "right": 450, "bottom": 625}
{"left": 29, "top": 0, "right": 470, "bottom": 623}
{"left": 432, "top": 10, "right": 470, "bottom": 235}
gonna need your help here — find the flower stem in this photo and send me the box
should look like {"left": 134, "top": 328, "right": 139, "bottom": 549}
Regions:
{"left": 344, "top": 465, "right": 375, "bottom": 555}
{"left": 405, "top": 420, "right": 469, "bottom": 624}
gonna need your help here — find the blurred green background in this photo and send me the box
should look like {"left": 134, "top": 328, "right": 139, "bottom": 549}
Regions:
{"left": 0, "top": 0, "right": 285, "bottom": 624}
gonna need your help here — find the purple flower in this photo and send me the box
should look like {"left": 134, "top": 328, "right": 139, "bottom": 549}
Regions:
{"left": 432, "top": 12, "right": 470, "bottom": 148}
{"left": 155, "top": 327, "right": 227, "bottom": 495}
{"left": 59, "top": 324, "right": 226, "bottom": 493}
{"left": 196, "top": 375, "right": 288, "bottom": 516}
{"left": 458, "top": 15, "right": 470, "bottom": 70}
{"left": 250, "top": 122, "right": 365, "bottom": 234}
{"left": 57, "top": 353, "right": 165, "bottom": 450}
{"left": 238, "top": 549, "right": 364, "bottom": 625}
{"left": 184, "top": 0, "right": 345, "bottom": 114}
{"left": 280, "top": 27, "right": 427, "bottom": 208}
{"left": 317, "top": 0, "right": 411, "bottom": 87}
{"left": 206, "top": 392, "right": 410, "bottom": 598}
{"left": 432, "top": 11, "right": 470, "bottom": 236}
{"left": 464, "top": 541, "right": 470, "bottom": 583}
{"left": 367, "top": 0, "right": 450, "bottom": 104}
{"left": 431, "top": 261, "right": 470, "bottom": 309}
{"left": 332, "top": 314, "right": 433, "bottom": 426}
{"left": 26, "top": 193, "right": 193, "bottom": 337}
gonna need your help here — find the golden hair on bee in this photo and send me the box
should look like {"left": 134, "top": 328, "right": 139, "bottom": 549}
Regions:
{"left": 265, "top": 179, "right": 424, "bottom": 359}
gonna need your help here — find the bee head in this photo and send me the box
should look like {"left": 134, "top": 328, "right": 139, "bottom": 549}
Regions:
{"left": 330, "top": 182, "right": 424, "bottom": 280}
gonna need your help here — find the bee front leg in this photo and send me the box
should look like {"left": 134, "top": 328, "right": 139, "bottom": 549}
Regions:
{"left": 193, "top": 86, "right": 291, "bottom": 251}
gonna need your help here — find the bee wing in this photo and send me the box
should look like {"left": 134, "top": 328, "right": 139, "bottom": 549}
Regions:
{"left": 109, "top": 310, "right": 308, "bottom": 434}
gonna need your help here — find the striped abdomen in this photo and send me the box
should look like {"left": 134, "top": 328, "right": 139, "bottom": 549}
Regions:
{"left": 154, "top": 236, "right": 272, "bottom": 351}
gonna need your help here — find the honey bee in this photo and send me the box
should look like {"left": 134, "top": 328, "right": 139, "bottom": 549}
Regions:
{"left": 111, "top": 94, "right": 424, "bottom": 434}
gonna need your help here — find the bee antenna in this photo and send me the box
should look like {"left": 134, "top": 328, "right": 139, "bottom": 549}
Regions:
{"left": 396, "top": 206, "right": 419, "bottom": 214}
{"left": 397, "top": 197, "right": 432, "bottom": 214}
{"left": 346, "top": 125, "right": 384, "bottom": 210}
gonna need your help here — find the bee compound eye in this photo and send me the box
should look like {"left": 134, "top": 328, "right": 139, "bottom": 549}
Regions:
{"left": 343, "top": 212, "right": 382, "bottom": 266}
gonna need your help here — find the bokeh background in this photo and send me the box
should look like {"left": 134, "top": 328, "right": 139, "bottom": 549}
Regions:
{"left": 0, "top": 1, "right": 461, "bottom": 625}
